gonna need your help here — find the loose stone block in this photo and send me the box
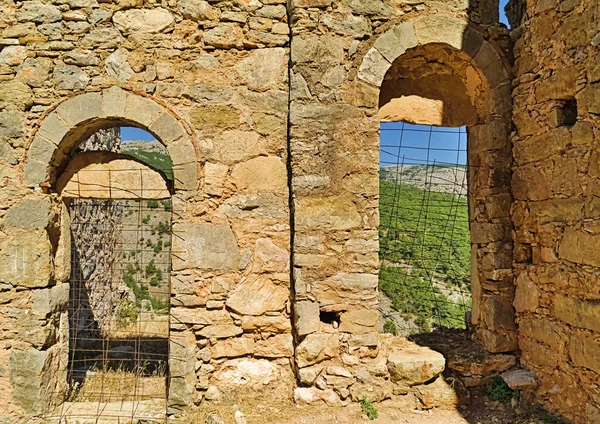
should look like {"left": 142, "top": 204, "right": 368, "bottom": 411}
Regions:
{"left": 501, "top": 369, "right": 538, "bottom": 390}
{"left": 387, "top": 346, "right": 445, "bottom": 386}
{"left": 172, "top": 223, "right": 239, "bottom": 271}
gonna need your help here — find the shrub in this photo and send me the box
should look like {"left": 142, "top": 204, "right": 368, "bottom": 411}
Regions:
{"left": 383, "top": 320, "right": 398, "bottom": 336}
{"left": 486, "top": 376, "right": 514, "bottom": 402}
{"left": 360, "top": 397, "right": 379, "bottom": 420}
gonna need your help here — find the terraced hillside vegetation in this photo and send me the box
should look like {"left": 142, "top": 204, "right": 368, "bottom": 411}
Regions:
{"left": 378, "top": 168, "right": 471, "bottom": 334}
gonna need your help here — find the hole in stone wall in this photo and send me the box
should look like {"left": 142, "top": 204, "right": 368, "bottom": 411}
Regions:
{"left": 559, "top": 99, "right": 578, "bottom": 127}
{"left": 320, "top": 310, "right": 340, "bottom": 327}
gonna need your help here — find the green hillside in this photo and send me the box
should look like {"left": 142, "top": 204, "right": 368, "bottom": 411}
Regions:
{"left": 379, "top": 179, "right": 471, "bottom": 332}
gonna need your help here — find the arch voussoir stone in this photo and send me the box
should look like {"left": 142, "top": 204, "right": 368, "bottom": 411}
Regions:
{"left": 24, "top": 87, "right": 197, "bottom": 192}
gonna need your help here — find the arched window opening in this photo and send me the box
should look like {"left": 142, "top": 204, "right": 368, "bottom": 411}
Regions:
{"left": 379, "top": 122, "right": 471, "bottom": 335}
{"left": 377, "top": 43, "right": 481, "bottom": 337}
{"left": 59, "top": 126, "right": 172, "bottom": 419}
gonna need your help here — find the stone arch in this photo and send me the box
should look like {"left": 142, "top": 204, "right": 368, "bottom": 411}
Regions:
{"left": 355, "top": 16, "right": 516, "bottom": 353}
{"left": 23, "top": 86, "right": 198, "bottom": 193}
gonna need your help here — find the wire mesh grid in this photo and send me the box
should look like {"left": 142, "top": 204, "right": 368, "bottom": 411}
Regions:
{"left": 379, "top": 122, "right": 472, "bottom": 333}
{"left": 50, "top": 197, "right": 173, "bottom": 423}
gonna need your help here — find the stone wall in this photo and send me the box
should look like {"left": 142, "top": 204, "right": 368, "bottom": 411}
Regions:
{"left": 510, "top": 0, "right": 600, "bottom": 422}
{"left": 0, "top": 0, "right": 598, "bottom": 421}
{"left": 0, "top": 0, "right": 291, "bottom": 417}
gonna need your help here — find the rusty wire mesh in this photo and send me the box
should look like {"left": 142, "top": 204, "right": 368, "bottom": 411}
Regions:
{"left": 379, "top": 122, "right": 472, "bottom": 335}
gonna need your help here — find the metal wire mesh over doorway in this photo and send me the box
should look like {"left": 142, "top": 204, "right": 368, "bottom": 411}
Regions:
{"left": 60, "top": 198, "right": 172, "bottom": 422}
{"left": 379, "top": 123, "right": 472, "bottom": 335}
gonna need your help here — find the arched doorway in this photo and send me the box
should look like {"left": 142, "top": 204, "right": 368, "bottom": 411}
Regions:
{"left": 22, "top": 88, "right": 198, "bottom": 420}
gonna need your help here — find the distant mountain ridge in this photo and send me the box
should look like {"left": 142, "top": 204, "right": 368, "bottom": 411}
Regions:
{"left": 380, "top": 164, "right": 467, "bottom": 196}
{"left": 121, "top": 140, "right": 174, "bottom": 180}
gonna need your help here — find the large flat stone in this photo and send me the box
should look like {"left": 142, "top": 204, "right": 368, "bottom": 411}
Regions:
{"left": 0, "top": 229, "right": 51, "bottom": 288}
{"left": 387, "top": 346, "right": 445, "bottom": 386}
{"left": 3, "top": 197, "right": 51, "bottom": 229}
{"left": 172, "top": 223, "right": 239, "bottom": 271}
{"left": 226, "top": 277, "right": 288, "bottom": 316}
{"left": 113, "top": 8, "right": 174, "bottom": 35}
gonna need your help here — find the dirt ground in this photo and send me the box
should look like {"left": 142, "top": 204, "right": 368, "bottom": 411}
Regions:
{"left": 183, "top": 388, "right": 566, "bottom": 424}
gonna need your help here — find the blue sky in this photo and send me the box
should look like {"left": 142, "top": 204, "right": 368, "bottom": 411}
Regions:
{"left": 121, "top": 126, "right": 156, "bottom": 141}
{"left": 500, "top": 0, "right": 509, "bottom": 25}
{"left": 380, "top": 123, "right": 467, "bottom": 167}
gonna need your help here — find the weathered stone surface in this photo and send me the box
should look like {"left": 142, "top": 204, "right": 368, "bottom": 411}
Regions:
{"left": 172, "top": 223, "right": 239, "bottom": 271}
{"left": 113, "top": 8, "right": 174, "bottom": 35}
{"left": 501, "top": 369, "right": 538, "bottom": 390}
{"left": 231, "top": 156, "right": 287, "bottom": 194}
{"left": 177, "top": 0, "right": 219, "bottom": 21}
{"left": 235, "top": 48, "right": 286, "bottom": 91}
{"left": 9, "top": 349, "right": 49, "bottom": 414}
{"left": 226, "top": 277, "right": 288, "bottom": 316}
{"left": 295, "top": 301, "right": 320, "bottom": 337}
{"left": 358, "top": 48, "right": 390, "bottom": 87}
{"left": 255, "top": 334, "right": 293, "bottom": 358}
{"left": 311, "top": 273, "right": 378, "bottom": 311}
{"left": 415, "top": 376, "right": 460, "bottom": 409}
{"left": 212, "top": 337, "right": 255, "bottom": 358}
{"left": 296, "top": 333, "right": 339, "bottom": 368}
{"left": 387, "top": 347, "right": 445, "bottom": 386}
{"left": 559, "top": 229, "right": 600, "bottom": 267}
{"left": 17, "top": 1, "right": 61, "bottom": 23}
{"left": 0, "top": 81, "right": 33, "bottom": 111}
{"left": 0, "top": 229, "right": 51, "bottom": 288}
{"left": 253, "top": 238, "right": 289, "bottom": 273}
{"left": 514, "top": 273, "right": 540, "bottom": 313}
{"left": 293, "top": 387, "right": 341, "bottom": 406}
{"left": 291, "top": 35, "right": 344, "bottom": 64}
{"left": 211, "top": 131, "right": 262, "bottom": 165}
{"left": 339, "top": 309, "right": 378, "bottom": 333}
{"left": 204, "top": 24, "right": 244, "bottom": 49}
{"left": 554, "top": 294, "right": 600, "bottom": 333}
{"left": 0, "top": 110, "right": 25, "bottom": 138}
{"left": 4, "top": 198, "right": 51, "bottom": 228}
{"left": 31, "top": 284, "right": 69, "bottom": 316}
{"left": 54, "top": 65, "right": 89, "bottom": 90}
{"left": 241, "top": 315, "right": 291, "bottom": 333}
{"left": 0, "top": 46, "right": 27, "bottom": 66}
{"left": 296, "top": 196, "right": 361, "bottom": 231}
{"left": 105, "top": 49, "right": 134, "bottom": 83}
{"left": 212, "top": 359, "right": 280, "bottom": 388}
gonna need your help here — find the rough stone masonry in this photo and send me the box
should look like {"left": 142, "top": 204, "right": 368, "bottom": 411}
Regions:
{"left": 0, "top": 0, "right": 598, "bottom": 422}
